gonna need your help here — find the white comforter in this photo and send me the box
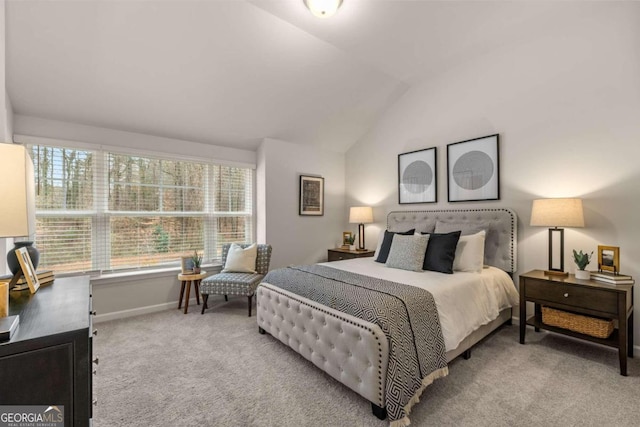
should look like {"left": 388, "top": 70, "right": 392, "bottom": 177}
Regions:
{"left": 319, "top": 258, "right": 519, "bottom": 351}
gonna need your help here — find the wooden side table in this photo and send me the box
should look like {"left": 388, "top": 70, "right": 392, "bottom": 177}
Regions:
{"left": 519, "top": 269, "right": 634, "bottom": 376}
{"left": 327, "top": 248, "right": 375, "bottom": 262}
{"left": 178, "top": 271, "right": 207, "bottom": 314}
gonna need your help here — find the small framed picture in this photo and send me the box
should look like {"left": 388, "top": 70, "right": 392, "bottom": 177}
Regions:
{"left": 597, "top": 245, "right": 620, "bottom": 273}
{"left": 15, "top": 247, "right": 40, "bottom": 294}
{"left": 398, "top": 147, "right": 437, "bottom": 204}
{"left": 342, "top": 231, "right": 353, "bottom": 248}
{"left": 299, "top": 175, "right": 324, "bottom": 216}
{"left": 447, "top": 134, "right": 500, "bottom": 202}
{"left": 181, "top": 256, "right": 195, "bottom": 274}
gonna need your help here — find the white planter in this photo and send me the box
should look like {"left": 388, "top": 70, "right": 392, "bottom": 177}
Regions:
{"left": 349, "top": 245, "right": 356, "bottom": 251}
{"left": 575, "top": 270, "right": 590, "bottom": 280}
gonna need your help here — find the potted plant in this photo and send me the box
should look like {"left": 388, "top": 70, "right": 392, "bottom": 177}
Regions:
{"left": 191, "top": 250, "right": 203, "bottom": 274}
{"left": 572, "top": 249, "right": 592, "bottom": 280}
{"left": 347, "top": 234, "right": 356, "bottom": 251}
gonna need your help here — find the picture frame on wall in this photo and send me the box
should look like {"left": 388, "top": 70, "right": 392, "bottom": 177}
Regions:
{"left": 299, "top": 175, "right": 324, "bottom": 216}
{"left": 15, "top": 247, "right": 40, "bottom": 294}
{"left": 597, "top": 245, "right": 620, "bottom": 273}
{"left": 398, "top": 147, "right": 437, "bottom": 204}
{"left": 447, "top": 134, "right": 500, "bottom": 202}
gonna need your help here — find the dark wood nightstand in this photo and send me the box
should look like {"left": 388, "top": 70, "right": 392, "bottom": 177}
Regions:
{"left": 327, "top": 248, "right": 375, "bottom": 262}
{"left": 519, "top": 270, "right": 634, "bottom": 376}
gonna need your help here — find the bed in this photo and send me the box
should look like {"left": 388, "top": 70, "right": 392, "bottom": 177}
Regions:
{"left": 256, "top": 209, "right": 518, "bottom": 426}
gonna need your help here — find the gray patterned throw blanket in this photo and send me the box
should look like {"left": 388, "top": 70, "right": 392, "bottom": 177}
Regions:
{"left": 263, "top": 265, "right": 448, "bottom": 426}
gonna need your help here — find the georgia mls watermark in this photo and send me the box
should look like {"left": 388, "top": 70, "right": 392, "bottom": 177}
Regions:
{"left": 0, "top": 406, "right": 64, "bottom": 427}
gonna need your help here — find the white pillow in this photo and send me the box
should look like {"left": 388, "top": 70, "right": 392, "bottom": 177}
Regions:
{"left": 385, "top": 234, "right": 429, "bottom": 272}
{"left": 222, "top": 243, "right": 257, "bottom": 273}
{"left": 373, "top": 230, "right": 386, "bottom": 259}
{"left": 453, "top": 231, "right": 486, "bottom": 273}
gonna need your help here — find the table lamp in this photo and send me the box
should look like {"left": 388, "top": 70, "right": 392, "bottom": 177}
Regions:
{"left": 0, "top": 144, "right": 37, "bottom": 339}
{"left": 530, "top": 198, "right": 584, "bottom": 276}
{"left": 349, "top": 206, "right": 373, "bottom": 251}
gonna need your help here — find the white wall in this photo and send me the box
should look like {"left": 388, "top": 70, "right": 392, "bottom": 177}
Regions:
{"left": 258, "top": 138, "right": 345, "bottom": 269}
{"left": 345, "top": 3, "right": 640, "bottom": 348}
{"left": 13, "top": 114, "right": 255, "bottom": 166}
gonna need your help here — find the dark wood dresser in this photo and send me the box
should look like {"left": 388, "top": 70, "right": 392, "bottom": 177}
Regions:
{"left": 0, "top": 276, "right": 94, "bottom": 426}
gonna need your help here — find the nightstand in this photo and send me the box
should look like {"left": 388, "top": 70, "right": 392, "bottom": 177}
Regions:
{"left": 519, "top": 270, "right": 634, "bottom": 376}
{"left": 327, "top": 248, "right": 375, "bottom": 262}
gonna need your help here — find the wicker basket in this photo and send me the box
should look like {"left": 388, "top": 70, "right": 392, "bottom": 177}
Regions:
{"left": 541, "top": 306, "right": 614, "bottom": 339}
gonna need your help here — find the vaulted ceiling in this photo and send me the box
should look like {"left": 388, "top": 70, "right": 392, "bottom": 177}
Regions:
{"left": 6, "top": 0, "right": 557, "bottom": 152}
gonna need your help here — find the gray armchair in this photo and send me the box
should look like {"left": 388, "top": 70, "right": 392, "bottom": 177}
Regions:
{"left": 200, "top": 243, "right": 272, "bottom": 316}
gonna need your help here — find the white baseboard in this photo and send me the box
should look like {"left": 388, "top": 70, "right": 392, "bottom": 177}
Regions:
{"left": 511, "top": 315, "right": 640, "bottom": 358}
{"left": 94, "top": 298, "right": 199, "bottom": 323}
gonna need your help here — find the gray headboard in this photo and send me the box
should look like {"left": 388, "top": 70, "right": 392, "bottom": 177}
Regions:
{"left": 387, "top": 209, "right": 518, "bottom": 273}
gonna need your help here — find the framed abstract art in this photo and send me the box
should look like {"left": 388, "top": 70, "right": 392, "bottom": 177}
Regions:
{"left": 398, "top": 147, "right": 437, "bottom": 204}
{"left": 447, "top": 134, "right": 500, "bottom": 202}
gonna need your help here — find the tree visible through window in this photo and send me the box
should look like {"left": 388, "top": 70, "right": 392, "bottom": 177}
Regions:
{"left": 27, "top": 144, "right": 254, "bottom": 274}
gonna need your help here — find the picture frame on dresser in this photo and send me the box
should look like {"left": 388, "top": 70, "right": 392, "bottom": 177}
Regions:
{"left": 447, "top": 134, "right": 500, "bottom": 202}
{"left": 398, "top": 147, "right": 437, "bottom": 204}
{"left": 299, "top": 175, "right": 324, "bottom": 216}
{"left": 597, "top": 245, "right": 620, "bottom": 273}
{"left": 15, "top": 246, "right": 40, "bottom": 294}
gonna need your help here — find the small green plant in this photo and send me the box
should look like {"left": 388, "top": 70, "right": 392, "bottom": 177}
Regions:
{"left": 347, "top": 234, "right": 356, "bottom": 245}
{"left": 572, "top": 249, "right": 593, "bottom": 270}
{"left": 192, "top": 250, "right": 203, "bottom": 268}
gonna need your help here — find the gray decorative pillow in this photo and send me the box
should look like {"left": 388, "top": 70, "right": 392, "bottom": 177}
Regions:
{"left": 385, "top": 234, "right": 429, "bottom": 272}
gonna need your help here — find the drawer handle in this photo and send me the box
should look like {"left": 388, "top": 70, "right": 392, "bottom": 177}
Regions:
{"left": 563, "top": 293, "right": 569, "bottom": 298}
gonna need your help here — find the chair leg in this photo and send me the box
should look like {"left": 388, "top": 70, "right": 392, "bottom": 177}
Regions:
{"left": 248, "top": 295, "right": 252, "bottom": 317}
{"left": 201, "top": 294, "right": 209, "bottom": 315}
{"left": 224, "top": 295, "right": 228, "bottom": 302}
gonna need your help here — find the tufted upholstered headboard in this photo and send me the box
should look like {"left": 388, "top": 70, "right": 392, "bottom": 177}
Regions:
{"left": 387, "top": 209, "right": 518, "bottom": 273}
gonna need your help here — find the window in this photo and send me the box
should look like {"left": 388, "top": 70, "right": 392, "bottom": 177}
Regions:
{"left": 27, "top": 143, "right": 254, "bottom": 274}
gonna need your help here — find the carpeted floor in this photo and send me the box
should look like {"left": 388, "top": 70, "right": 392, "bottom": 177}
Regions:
{"left": 94, "top": 297, "right": 640, "bottom": 426}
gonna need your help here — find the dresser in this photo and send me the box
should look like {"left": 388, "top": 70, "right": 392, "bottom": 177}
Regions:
{"left": 519, "top": 270, "right": 634, "bottom": 376}
{"left": 327, "top": 248, "right": 375, "bottom": 262}
{"left": 0, "top": 276, "right": 94, "bottom": 426}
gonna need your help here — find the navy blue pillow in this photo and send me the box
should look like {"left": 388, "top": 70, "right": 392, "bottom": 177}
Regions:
{"left": 374, "top": 229, "right": 415, "bottom": 263}
{"left": 421, "top": 231, "right": 462, "bottom": 274}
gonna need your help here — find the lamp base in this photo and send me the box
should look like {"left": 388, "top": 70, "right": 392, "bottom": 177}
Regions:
{"left": 544, "top": 270, "right": 569, "bottom": 277}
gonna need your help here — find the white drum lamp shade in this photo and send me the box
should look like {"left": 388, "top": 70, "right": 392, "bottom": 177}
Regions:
{"left": 0, "top": 144, "right": 36, "bottom": 238}
{"left": 530, "top": 198, "right": 584, "bottom": 275}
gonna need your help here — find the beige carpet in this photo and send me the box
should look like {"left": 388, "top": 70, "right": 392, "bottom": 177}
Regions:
{"left": 94, "top": 297, "right": 640, "bottom": 426}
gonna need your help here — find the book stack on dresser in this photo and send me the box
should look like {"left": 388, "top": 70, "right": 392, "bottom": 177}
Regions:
{"left": 0, "top": 270, "right": 56, "bottom": 291}
{"left": 590, "top": 270, "right": 634, "bottom": 285}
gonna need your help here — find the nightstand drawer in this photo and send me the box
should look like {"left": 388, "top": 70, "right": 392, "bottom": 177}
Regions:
{"left": 328, "top": 251, "right": 353, "bottom": 262}
{"left": 525, "top": 279, "right": 618, "bottom": 315}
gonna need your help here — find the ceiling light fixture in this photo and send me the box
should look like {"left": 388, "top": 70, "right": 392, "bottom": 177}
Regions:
{"left": 304, "top": 0, "right": 343, "bottom": 19}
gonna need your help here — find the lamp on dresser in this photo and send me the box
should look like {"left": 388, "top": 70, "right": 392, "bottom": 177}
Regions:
{"left": 349, "top": 206, "right": 373, "bottom": 251}
{"left": 0, "top": 143, "right": 37, "bottom": 340}
{"left": 530, "top": 198, "right": 584, "bottom": 276}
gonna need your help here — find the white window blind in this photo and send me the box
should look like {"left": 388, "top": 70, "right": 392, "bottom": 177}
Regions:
{"left": 26, "top": 143, "right": 254, "bottom": 274}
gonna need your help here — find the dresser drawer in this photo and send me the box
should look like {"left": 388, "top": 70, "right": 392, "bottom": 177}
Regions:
{"left": 328, "top": 251, "right": 354, "bottom": 262}
{"left": 524, "top": 279, "right": 618, "bottom": 315}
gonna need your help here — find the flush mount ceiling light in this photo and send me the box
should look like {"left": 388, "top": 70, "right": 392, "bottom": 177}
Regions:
{"left": 304, "top": 0, "right": 343, "bottom": 18}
